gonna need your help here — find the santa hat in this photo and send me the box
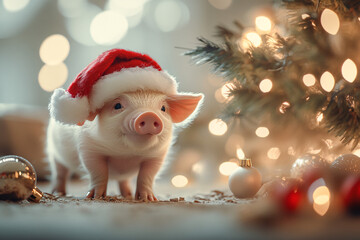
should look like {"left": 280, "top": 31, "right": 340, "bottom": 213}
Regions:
{"left": 49, "top": 49, "right": 178, "bottom": 125}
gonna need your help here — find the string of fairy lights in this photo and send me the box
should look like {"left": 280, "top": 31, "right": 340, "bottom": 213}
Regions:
{"left": 174, "top": 8, "right": 360, "bottom": 212}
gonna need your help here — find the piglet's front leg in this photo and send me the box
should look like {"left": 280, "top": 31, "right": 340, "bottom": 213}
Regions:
{"left": 80, "top": 153, "right": 109, "bottom": 199}
{"left": 136, "top": 159, "right": 163, "bottom": 202}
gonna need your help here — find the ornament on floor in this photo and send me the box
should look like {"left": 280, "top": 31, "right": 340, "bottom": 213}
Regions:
{"left": 0, "top": 155, "right": 43, "bottom": 202}
{"left": 290, "top": 154, "right": 329, "bottom": 182}
{"left": 341, "top": 176, "right": 360, "bottom": 216}
{"left": 228, "top": 158, "right": 262, "bottom": 198}
{"left": 330, "top": 154, "right": 360, "bottom": 188}
{"left": 330, "top": 154, "right": 360, "bottom": 177}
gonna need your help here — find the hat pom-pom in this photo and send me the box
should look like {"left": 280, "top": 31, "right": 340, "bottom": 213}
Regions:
{"left": 49, "top": 88, "right": 90, "bottom": 125}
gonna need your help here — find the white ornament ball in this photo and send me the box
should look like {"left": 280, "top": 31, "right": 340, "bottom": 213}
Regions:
{"left": 228, "top": 159, "right": 262, "bottom": 198}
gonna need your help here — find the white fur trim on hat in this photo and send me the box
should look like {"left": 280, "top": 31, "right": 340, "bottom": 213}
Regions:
{"left": 90, "top": 67, "right": 178, "bottom": 111}
{"left": 49, "top": 88, "right": 90, "bottom": 125}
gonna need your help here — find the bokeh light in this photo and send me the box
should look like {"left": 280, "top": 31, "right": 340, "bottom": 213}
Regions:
{"left": 209, "top": 119, "right": 228, "bottom": 136}
{"left": 279, "top": 101, "right": 290, "bottom": 114}
{"left": 90, "top": 10, "right": 128, "bottom": 45}
{"left": 320, "top": 71, "right": 335, "bottom": 92}
{"left": 313, "top": 200, "right": 330, "bottom": 216}
{"left": 154, "top": 0, "right": 186, "bottom": 32}
{"left": 267, "top": 147, "right": 281, "bottom": 160}
{"left": 320, "top": 8, "right": 340, "bottom": 35}
{"left": 342, "top": 59, "right": 357, "bottom": 83}
{"left": 312, "top": 185, "right": 330, "bottom": 216}
{"left": 303, "top": 74, "right": 316, "bottom": 87}
{"left": 39, "top": 34, "right": 70, "bottom": 65}
{"left": 58, "top": 0, "right": 88, "bottom": 18}
{"left": 192, "top": 162, "right": 204, "bottom": 174}
{"left": 107, "top": 0, "right": 144, "bottom": 17}
{"left": 255, "top": 16, "right": 272, "bottom": 33}
{"left": 255, "top": 127, "right": 269, "bottom": 138}
{"left": 353, "top": 149, "right": 360, "bottom": 157}
{"left": 316, "top": 112, "right": 324, "bottom": 123}
{"left": 259, "top": 79, "right": 273, "bottom": 93}
{"left": 208, "top": 0, "right": 232, "bottom": 10}
{"left": 171, "top": 175, "right": 188, "bottom": 187}
{"left": 3, "top": 0, "right": 30, "bottom": 12}
{"left": 236, "top": 148, "right": 245, "bottom": 159}
{"left": 307, "top": 178, "right": 326, "bottom": 202}
{"left": 221, "top": 83, "right": 233, "bottom": 99}
{"left": 214, "top": 88, "right": 226, "bottom": 103}
{"left": 219, "top": 161, "right": 238, "bottom": 176}
{"left": 106, "top": 0, "right": 146, "bottom": 28}
{"left": 38, "top": 63, "right": 68, "bottom": 92}
{"left": 245, "top": 32, "right": 262, "bottom": 47}
{"left": 64, "top": 2, "right": 100, "bottom": 46}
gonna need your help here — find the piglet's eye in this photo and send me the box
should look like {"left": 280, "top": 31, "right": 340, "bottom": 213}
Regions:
{"left": 114, "top": 103, "right": 123, "bottom": 110}
{"left": 161, "top": 105, "right": 166, "bottom": 112}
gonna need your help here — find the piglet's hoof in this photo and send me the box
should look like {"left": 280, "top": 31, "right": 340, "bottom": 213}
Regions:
{"left": 86, "top": 186, "right": 107, "bottom": 199}
{"left": 135, "top": 191, "right": 158, "bottom": 202}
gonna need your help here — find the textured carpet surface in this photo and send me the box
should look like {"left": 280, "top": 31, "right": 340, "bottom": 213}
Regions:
{"left": 1, "top": 180, "right": 360, "bottom": 240}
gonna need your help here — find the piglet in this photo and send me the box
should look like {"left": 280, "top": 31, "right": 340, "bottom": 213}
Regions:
{"left": 47, "top": 49, "right": 203, "bottom": 201}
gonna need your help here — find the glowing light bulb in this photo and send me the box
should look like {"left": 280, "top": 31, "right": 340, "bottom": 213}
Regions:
{"left": 301, "top": 13, "right": 310, "bottom": 19}
{"left": 90, "top": 10, "right": 128, "bottom": 45}
{"left": 342, "top": 59, "right": 357, "bottom": 83}
{"left": 320, "top": 9, "right": 340, "bottom": 35}
{"left": 171, "top": 175, "right": 188, "bottom": 188}
{"left": 267, "top": 147, "right": 281, "bottom": 160}
{"left": 39, "top": 34, "right": 70, "bottom": 65}
{"left": 208, "top": 119, "right": 228, "bottom": 136}
{"left": 255, "top": 16, "right": 272, "bottom": 33}
{"left": 279, "top": 101, "right": 290, "bottom": 114}
{"left": 255, "top": 127, "right": 269, "bottom": 138}
{"left": 221, "top": 83, "right": 233, "bottom": 98}
{"left": 38, "top": 63, "right": 68, "bottom": 92}
{"left": 236, "top": 148, "right": 245, "bottom": 159}
{"left": 219, "top": 161, "right": 238, "bottom": 176}
{"left": 245, "top": 32, "right": 262, "bottom": 47}
{"left": 316, "top": 112, "right": 324, "bottom": 123}
{"left": 303, "top": 74, "right": 316, "bottom": 87}
{"left": 259, "top": 79, "right": 273, "bottom": 93}
{"left": 320, "top": 71, "right": 335, "bottom": 92}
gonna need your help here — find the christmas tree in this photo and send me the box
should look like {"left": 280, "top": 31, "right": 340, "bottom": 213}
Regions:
{"left": 186, "top": 0, "right": 360, "bottom": 170}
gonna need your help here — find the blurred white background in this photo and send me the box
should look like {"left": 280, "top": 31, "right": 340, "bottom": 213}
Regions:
{"left": 0, "top": 0, "right": 271, "bottom": 108}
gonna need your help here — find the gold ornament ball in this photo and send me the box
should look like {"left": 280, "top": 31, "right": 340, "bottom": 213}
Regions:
{"left": 0, "top": 155, "right": 42, "bottom": 202}
{"left": 228, "top": 159, "right": 262, "bottom": 198}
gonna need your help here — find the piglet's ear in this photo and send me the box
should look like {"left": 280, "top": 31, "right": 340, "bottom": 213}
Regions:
{"left": 166, "top": 94, "right": 203, "bottom": 123}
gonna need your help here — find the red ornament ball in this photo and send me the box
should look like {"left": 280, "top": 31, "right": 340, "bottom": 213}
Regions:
{"left": 341, "top": 176, "right": 360, "bottom": 216}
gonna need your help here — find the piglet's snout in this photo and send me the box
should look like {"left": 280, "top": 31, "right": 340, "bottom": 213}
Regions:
{"left": 134, "top": 112, "right": 163, "bottom": 135}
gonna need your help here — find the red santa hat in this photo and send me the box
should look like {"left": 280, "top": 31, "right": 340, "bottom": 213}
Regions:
{"left": 49, "top": 49, "right": 178, "bottom": 125}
